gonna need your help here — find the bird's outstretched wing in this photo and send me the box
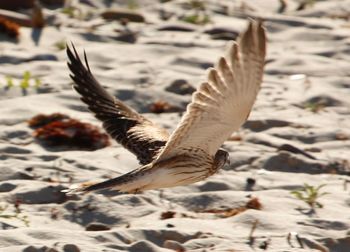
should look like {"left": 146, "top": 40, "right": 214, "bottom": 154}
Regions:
{"left": 67, "top": 44, "right": 169, "bottom": 165}
{"left": 155, "top": 21, "right": 266, "bottom": 162}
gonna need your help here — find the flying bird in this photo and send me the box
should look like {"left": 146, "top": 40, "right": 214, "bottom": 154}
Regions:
{"left": 64, "top": 20, "right": 266, "bottom": 195}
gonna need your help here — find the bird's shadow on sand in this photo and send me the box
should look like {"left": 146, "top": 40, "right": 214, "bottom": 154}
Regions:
{"left": 63, "top": 196, "right": 122, "bottom": 226}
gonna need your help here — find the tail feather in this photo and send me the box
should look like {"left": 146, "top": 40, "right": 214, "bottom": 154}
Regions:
{"left": 62, "top": 168, "right": 147, "bottom": 195}
{"left": 62, "top": 181, "right": 101, "bottom": 196}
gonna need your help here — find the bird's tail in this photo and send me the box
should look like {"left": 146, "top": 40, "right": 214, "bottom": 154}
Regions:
{"left": 62, "top": 181, "right": 99, "bottom": 196}
{"left": 62, "top": 167, "right": 147, "bottom": 195}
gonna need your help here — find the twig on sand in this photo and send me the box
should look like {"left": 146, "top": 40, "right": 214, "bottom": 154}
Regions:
{"left": 343, "top": 179, "right": 350, "bottom": 191}
{"left": 278, "top": 144, "right": 316, "bottom": 160}
{"left": 248, "top": 219, "right": 259, "bottom": 246}
{"left": 287, "top": 232, "right": 304, "bottom": 248}
{"left": 278, "top": 0, "right": 287, "bottom": 13}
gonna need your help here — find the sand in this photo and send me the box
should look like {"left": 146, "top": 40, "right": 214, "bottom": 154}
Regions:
{"left": 0, "top": 0, "right": 350, "bottom": 251}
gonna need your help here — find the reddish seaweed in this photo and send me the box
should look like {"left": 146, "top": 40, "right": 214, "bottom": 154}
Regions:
{"left": 198, "top": 197, "right": 262, "bottom": 218}
{"left": 29, "top": 113, "right": 110, "bottom": 151}
{"left": 28, "top": 113, "right": 70, "bottom": 128}
{"left": 149, "top": 100, "right": 182, "bottom": 114}
{"left": 0, "top": 17, "right": 20, "bottom": 38}
{"left": 149, "top": 100, "right": 172, "bottom": 113}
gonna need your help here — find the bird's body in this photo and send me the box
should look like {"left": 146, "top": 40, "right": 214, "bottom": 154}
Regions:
{"left": 69, "top": 148, "right": 227, "bottom": 194}
{"left": 64, "top": 20, "right": 266, "bottom": 195}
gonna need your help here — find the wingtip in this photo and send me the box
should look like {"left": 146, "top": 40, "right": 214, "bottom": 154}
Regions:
{"left": 83, "top": 50, "right": 91, "bottom": 72}
{"left": 247, "top": 18, "right": 264, "bottom": 29}
{"left": 236, "top": 19, "right": 267, "bottom": 58}
{"left": 66, "top": 41, "right": 78, "bottom": 66}
{"left": 224, "top": 19, "right": 266, "bottom": 55}
{"left": 66, "top": 41, "right": 75, "bottom": 54}
{"left": 248, "top": 19, "right": 267, "bottom": 58}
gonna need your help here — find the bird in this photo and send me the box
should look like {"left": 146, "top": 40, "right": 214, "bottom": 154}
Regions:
{"left": 63, "top": 20, "right": 266, "bottom": 195}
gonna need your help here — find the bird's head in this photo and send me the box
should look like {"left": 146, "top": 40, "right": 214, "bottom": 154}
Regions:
{"left": 213, "top": 149, "right": 230, "bottom": 172}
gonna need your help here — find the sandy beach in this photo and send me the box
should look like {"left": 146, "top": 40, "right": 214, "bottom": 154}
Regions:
{"left": 0, "top": 0, "right": 350, "bottom": 251}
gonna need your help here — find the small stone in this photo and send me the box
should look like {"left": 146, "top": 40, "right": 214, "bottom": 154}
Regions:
{"left": 166, "top": 223, "right": 175, "bottom": 228}
{"left": 245, "top": 177, "right": 256, "bottom": 191}
{"left": 204, "top": 27, "right": 239, "bottom": 41}
{"left": 161, "top": 211, "right": 176, "bottom": 220}
{"left": 210, "top": 32, "right": 238, "bottom": 41}
{"left": 114, "top": 31, "right": 138, "bottom": 44}
{"left": 303, "top": 95, "right": 342, "bottom": 107}
{"left": 157, "top": 23, "right": 196, "bottom": 32}
{"left": 243, "top": 119, "right": 292, "bottom": 132}
{"left": 22, "top": 246, "right": 58, "bottom": 252}
{"left": 22, "top": 246, "right": 38, "bottom": 252}
{"left": 85, "top": 222, "right": 111, "bottom": 231}
{"left": 25, "top": 167, "right": 34, "bottom": 172}
{"left": 246, "top": 178, "right": 256, "bottom": 187}
{"left": 165, "top": 79, "right": 196, "bottom": 95}
{"left": 101, "top": 8, "right": 145, "bottom": 23}
{"left": 163, "top": 240, "right": 186, "bottom": 252}
{"left": 130, "top": 240, "right": 161, "bottom": 251}
{"left": 63, "top": 244, "right": 80, "bottom": 252}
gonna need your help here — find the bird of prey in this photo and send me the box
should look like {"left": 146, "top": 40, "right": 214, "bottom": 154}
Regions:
{"left": 64, "top": 20, "right": 266, "bottom": 195}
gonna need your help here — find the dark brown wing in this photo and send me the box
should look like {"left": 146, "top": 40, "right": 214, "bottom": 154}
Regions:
{"left": 67, "top": 43, "right": 169, "bottom": 165}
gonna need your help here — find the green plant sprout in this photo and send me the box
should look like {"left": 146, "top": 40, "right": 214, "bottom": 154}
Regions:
{"left": 127, "top": 0, "right": 139, "bottom": 9}
{"left": 61, "top": 7, "right": 76, "bottom": 18}
{"left": 34, "top": 77, "right": 42, "bottom": 88}
{"left": 54, "top": 40, "right": 66, "bottom": 51}
{"left": 3, "top": 71, "right": 42, "bottom": 91}
{"left": 303, "top": 102, "right": 324, "bottom": 113}
{"left": 182, "top": 14, "right": 210, "bottom": 25}
{"left": 0, "top": 204, "right": 30, "bottom": 227}
{"left": 188, "top": 0, "right": 206, "bottom": 9}
{"left": 5, "top": 76, "right": 14, "bottom": 88}
{"left": 180, "top": 0, "right": 211, "bottom": 25}
{"left": 20, "top": 71, "right": 31, "bottom": 89}
{"left": 291, "top": 183, "right": 329, "bottom": 210}
{"left": 61, "top": 6, "right": 83, "bottom": 19}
